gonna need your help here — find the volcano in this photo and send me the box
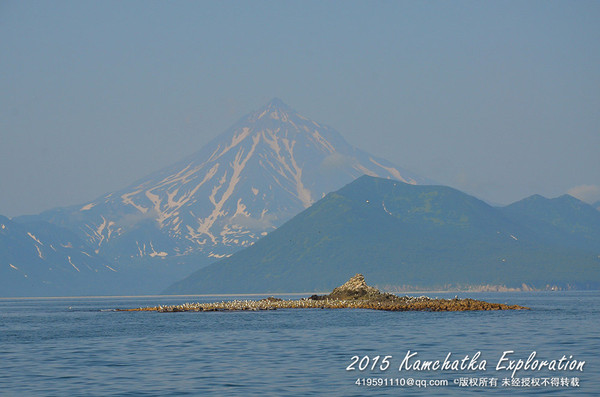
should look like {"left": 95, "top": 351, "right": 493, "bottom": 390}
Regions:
{"left": 23, "top": 98, "right": 422, "bottom": 266}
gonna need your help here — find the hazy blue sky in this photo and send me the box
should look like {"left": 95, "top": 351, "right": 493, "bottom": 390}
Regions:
{"left": 1, "top": 1, "right": 599, "bottom": 216}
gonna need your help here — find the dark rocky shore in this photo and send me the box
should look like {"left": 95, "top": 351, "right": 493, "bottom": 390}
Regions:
{"left": 119, "top": 274, "right": 529, "bottom": 312}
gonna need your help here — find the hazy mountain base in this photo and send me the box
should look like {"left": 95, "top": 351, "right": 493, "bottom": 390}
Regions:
{"left": 1, "top": 210, "right": 217, "bottom": 296}
{"left": 379, "top": 283, "right": 578, "bottom": 293}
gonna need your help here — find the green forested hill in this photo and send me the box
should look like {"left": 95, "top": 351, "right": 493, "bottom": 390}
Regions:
{"left": 165, "top": 176, "right": 600, "bottom": 294}
{"left": 500, "top": 194, "right": 600, "bottom": 252}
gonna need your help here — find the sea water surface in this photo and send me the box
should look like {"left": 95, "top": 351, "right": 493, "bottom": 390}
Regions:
{"left": 0, "top": 291, "right": 598, "bottom": 396}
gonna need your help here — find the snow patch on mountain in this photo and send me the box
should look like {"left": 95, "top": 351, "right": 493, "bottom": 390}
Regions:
{"left": 80, "top": 203, "right": 96, "bottom": 211}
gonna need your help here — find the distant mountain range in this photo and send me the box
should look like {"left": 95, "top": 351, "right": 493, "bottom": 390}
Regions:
{"left": 0, "top": 216, "right": 120, "bottom": 296}
{"left": 5, "top": 99, "right": 424, "bottom": 296}
{"left": 166, "top": 176, "right": 600, "bottom": 294}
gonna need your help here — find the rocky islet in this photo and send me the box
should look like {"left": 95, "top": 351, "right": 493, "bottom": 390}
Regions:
{"left": 119, "top": 274, "right": 529, "bottom": 312}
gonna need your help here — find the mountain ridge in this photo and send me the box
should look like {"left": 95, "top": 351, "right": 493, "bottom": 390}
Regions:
{"left": 165, "top": 176, "right": 600, "bottom": 294}
{"left": 500, "top": 193, "right": 600, "bottom": 252}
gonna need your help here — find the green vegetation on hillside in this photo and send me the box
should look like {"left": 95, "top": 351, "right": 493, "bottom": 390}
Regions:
{"left": 166, "top": 176, "right": 600, "bottom": 294}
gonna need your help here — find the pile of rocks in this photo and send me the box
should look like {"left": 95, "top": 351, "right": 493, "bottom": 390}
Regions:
{"left": 309, "top": 274, "right": 404, "bottom": 302}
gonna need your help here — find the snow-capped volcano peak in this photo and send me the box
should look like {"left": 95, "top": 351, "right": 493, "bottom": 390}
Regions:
{"left": 248, "top": 98, "right": 301, "bottom": 126}
{"left": 262, "top": 97, "right": 293, "bottom": 112}
{"left": 33, "top": 99, "right": 423, "bottom": 261}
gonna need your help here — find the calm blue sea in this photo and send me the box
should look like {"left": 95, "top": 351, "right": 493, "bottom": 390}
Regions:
{"left": 0, "top": 291, "right": 598, "bottom": 396}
